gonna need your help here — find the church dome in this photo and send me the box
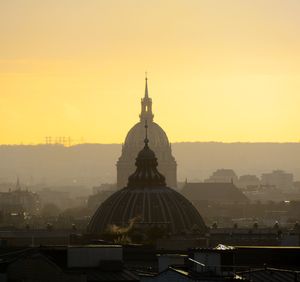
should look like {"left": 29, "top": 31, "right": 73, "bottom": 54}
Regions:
{"left": 88, "top": 128, "right": 207, "bottom": 235}
{"left": 125, "top": 121, "right": 170, "bottom": 149}
{"left": 87, "top": 185, "right": 207, "bottom": 235}
{"left": 116, "top": 76, "right": 177, "bottom": 188}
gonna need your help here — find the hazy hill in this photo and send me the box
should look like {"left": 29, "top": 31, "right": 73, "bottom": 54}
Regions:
{"left": 0, "top": 142, "right": 299, "bottom": 188}
{"left": 174, "top": 142, "right": 300, "bottom": 182}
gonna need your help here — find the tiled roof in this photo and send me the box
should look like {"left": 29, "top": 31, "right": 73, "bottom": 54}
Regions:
{"left": 182, "top": 182, "right": 249, "bottom": 203}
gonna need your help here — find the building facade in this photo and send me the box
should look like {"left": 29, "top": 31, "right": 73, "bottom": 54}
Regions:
{"left": 261, "top": 170, "right": 294, "bottom": 191}
{"left": 204, "top": 169, "right": 238, "bottom": 184}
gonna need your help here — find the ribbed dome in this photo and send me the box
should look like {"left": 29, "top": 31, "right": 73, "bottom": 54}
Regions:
{"left": 124, "top": 121, "right": 170, "bottom": 149}
{"left": 87, "top": 186, "right": 207, "bottom": 234}
{"left": 88, "top": 134, "right": 207, "bottom": 235}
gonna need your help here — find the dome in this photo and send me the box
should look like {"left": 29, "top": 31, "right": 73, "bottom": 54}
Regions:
{"left": 88, "top": 132, "right": 207, "bottom": 235}
{"left": 116, "top": 77, "right": 177, "bottom": 188}
{"left": 87, "top": 185, "right": 207, "bottom": 235}
{"left": 124, "top": 121, "right": 170, "bottom": 149}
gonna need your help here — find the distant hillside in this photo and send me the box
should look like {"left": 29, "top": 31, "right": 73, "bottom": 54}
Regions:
{"left": 173, "top": 142, "right": 300, "bottom": 182}
{"left": 0, "top": 142, "right": 300, "bottom": 188}
{"left": 0, "top": 144, "right": 120, "bottom": 188}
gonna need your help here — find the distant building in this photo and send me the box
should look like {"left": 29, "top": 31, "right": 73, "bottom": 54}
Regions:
{"left": 294, "top": 181, "right": 300, "bottom": 190}
{"left": 243, "top": 186, "right": 285, "bottom": 203}
{"left": 261, "top": 170, "right": 294, "bottom": 191}
{"left": 116, "top": 76, "right": 177, "bottom": 188}
{"left": 37, "top": 188, "right": 71, "bottom": 210}
{"left": 205, "top": 169, "right": 238, "bottom": 184}
{"left": 238, "top": 174, "right": 260, "bottom": 190}
{"left": 181, "top": 182, "right": 249, "bottom": 205}
{"left": 0, "top": 181, "right": 39, "bottom": 215}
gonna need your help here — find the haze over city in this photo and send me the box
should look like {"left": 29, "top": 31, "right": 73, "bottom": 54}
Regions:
{"left": 2, "top": 1, "right": 300, "bottom": 281}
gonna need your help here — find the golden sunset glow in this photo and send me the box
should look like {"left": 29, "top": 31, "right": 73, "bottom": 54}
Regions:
{"left": 1, "top": 0, "right": 300, "bottom": 144}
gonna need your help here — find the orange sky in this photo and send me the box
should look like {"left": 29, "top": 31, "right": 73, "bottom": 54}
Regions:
{"left": 1, "top": 0, "right": 300, "bottom": 144}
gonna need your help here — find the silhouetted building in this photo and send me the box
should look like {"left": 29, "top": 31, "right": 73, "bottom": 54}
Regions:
{"left": 181, "top": 182, "right": 249, "bottom": 205}
{"left": 0, "top": 180, "right": 39, "bottom": 215}
{"left": 243, "top": 185, "right": 285, "bottom": 203}
{"left": 261, "top": 170, "right": 294, "bottom": 191}
{"left": 190, "top": 245, "right": 300, "bottom": 272}
{"left": 37, "top": 188, "right": 71, "bottom": 210}
{"left": 116, "top": 77, "right": 177, "bottom": 188}
{"left": 237, "top": 174, "right": 260, "bottom": 190}
{"left": 88, "top": 127, "right": 206, "bottom": 235}
{"left": 205, "top": 169, "right": 238, "bottom": 184}
{"left": 0, "top": 245, "right": 139, "bottom": 282}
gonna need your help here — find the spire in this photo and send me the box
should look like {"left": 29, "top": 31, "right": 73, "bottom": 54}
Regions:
{"left": 145, "top": 72, "right": 149, "bottom": 99}
{"left": 140, "top": 75, "right": 154, "bottom": 122}
{"left": 127, "top": 120, "right": 166, "bottom": 188}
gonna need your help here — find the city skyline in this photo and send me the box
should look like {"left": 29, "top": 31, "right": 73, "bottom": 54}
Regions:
{"left": 1, "top": 0, "right": 300, "bottom": 144}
